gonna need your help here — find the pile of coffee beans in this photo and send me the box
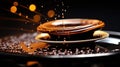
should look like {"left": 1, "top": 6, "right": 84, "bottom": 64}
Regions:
{"left": 0, "top": 32, "right": 112, "bottom": 56}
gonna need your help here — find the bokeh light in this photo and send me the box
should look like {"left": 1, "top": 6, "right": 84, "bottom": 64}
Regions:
{"left": 8, "top": 0, "right": 68, "bottom": 24}
{"left": 27, "top": 61, "right": 39, "bottom": 67}
{"left": 26, "top": 16, "right": 28, "bottom": 18}
{"left": 13, "top": 1, "right": 18, "bottom": 6}
{"left": 10, "top": 6, "right": 17, "bottom": 13}
{"left": 18, "top": 13, "right": 22, "bottom": 16}
{"left": 47, "top": 10, "right": 55, "bottom": 18}
{"left": 33, "top": 14, "right": 41, "bottom": 23}
{"left": 29, "top": 4, "right": 36, "bottom": 12}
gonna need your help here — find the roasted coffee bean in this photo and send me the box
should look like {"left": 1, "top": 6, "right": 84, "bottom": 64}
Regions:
{"left": 0, "top": 32, "right": 112, "bottom": 56}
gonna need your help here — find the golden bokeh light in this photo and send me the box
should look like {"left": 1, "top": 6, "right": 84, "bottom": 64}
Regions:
{"left": 26, "top": 16, "right": 28, "bottom": 18}
{"left": 47, "top": 10, "right": 55, "bottom": 18}
{"left": 18, "top": 13, "right": 22, "bottom": 16}
{"left": 29, "top": 4, "right": 36, "bottom": 12}
{"left": 27, "top": 61, "right": 39, "bottom": 67}
{"left": 13, "top": 1, "right": 18, "bottom": 6}
{"left": 33, "top": 14, "right": 41, "bottom": 23}
{"left": 10, "top": 6, "right": 17, "bottom": 13}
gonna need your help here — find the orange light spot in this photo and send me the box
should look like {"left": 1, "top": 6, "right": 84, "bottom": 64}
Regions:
{"left": 47, "top": 10, "right": 55, "bottom": 18}
{"left": 13, "top": 1, "right": 18, "bottom": 6}
{"left": 18, "top": 13, "right": 22, "bottom": 16}
{"left": 26, "top": 16, "right": 28, "bottom": 18}
{"left": 10, "top": 6, "right": 17, "bottom": 13}
{"left": 33, "top": 14, "right": 41, "bottom": 23}
{"left": 29, "top": 4, "right": 36, "bottom": 12}
{"left": 27, "top": 61, "right": 39, "bottom": 66}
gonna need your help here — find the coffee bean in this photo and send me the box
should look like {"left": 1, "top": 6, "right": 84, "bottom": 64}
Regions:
{"left": 0, "top": 32, "right": 112, "bottom": 56}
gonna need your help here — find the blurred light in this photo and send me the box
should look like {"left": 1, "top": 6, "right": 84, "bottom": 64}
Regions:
{"left": 47, "top": 10, "right": 55, "bottom": 18}
{"left": 64, "top": 9, "right": 67, "bottom": 12}
{"left": 26, "top": 16, "right": 28, "bottom": 18}
{"left": 62, "top": 13, "right": 64, "bottom": 15}
{"left": 41, "top": 5, "right": 44, "bottom": 8}
{"left": 29, "top": 4, "right": 36, "bottom": 12}
{"left": 13, "top": 1, "right": 18, "bottom": 6}
{"left": 18, "top": 13, "right": 22, "bottom": 16}
{"left": 26, "top": 61, "right": 39, "bottom": 67}
{"left": 62, "top": 15, "right": 64, "bottom": 18}
{"left": 33, "top": 14, "right": 41, "bottom": 23}
{"left": 10, "top": 6, "right": 17, "bottom": 13}
{"left": 57, "top": 15, "right": 60, "bottom": 18}
{"left": 54, "top": 17, "right": 57, "bottom": 20}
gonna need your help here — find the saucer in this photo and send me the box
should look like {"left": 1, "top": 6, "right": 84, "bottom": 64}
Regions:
{"left": 35, "top": 30, "right": 109, "bottom": 44}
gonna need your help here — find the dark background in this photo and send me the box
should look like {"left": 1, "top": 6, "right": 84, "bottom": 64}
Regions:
{"left": 0, "top": 0, "right": 120, "bottom": 32}
{"left": 65, "top": 0, "right": 120, "bottom": 32}
{"left": 0, "top": 0, "right": 120, "bottom": 67}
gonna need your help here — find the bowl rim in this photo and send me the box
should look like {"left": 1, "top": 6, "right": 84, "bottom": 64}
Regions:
{"left": 35, "top": 30, "right": 109, "bottom": 44}
{"left": 37, "top": 18, "right": 105, "bottom": 35}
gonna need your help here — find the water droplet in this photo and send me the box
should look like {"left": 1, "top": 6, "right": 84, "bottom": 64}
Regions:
{"left": 26, "top": 16, "right": 28, "bottom": 18}
{"left": 64, "top": 9, "right": 67, "bottom": 12}
{"left": 18, "top": 13, "right": 22, "bottom": 16}
{"left": 62, "top": 15, "right": 64, "bottom": 18}
{"left": 54, "top": 17, "right": 57, "bottom": 20}
{"left": 41, "top": 5, "right": 44, "bottom": 8}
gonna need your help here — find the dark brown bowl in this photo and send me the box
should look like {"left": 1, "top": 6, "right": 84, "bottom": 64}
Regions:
{"left": 37, "top": 19, "right": 105, "bottom": 41}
